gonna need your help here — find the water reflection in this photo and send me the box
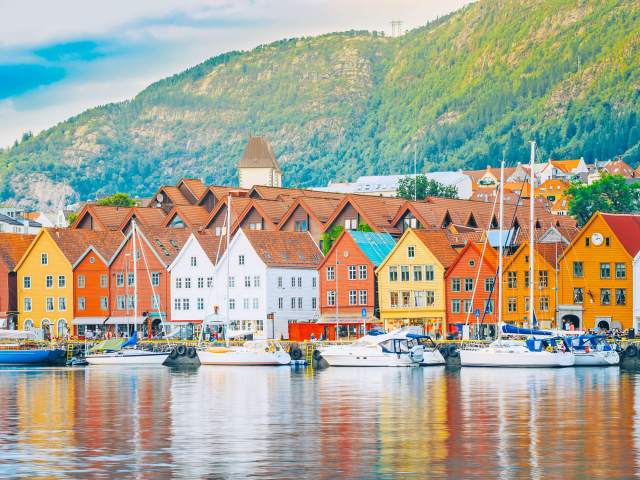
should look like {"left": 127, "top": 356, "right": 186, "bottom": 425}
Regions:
{"left": 0, "top": 366, "right": 637, "bottom": 478}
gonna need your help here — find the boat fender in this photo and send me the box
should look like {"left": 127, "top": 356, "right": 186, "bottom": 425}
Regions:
{"left": 447, "top": 345, "right": 459, "bottom": 358}
{"left": 176, "top": 345, "right": 187, "bottom": 357}
{"left": 626, "top": 344, "right": 638, "bottom": 358}
{"left": 312, "top": 350, "right": 323, "bottom": 361}
{"left": 290, "top": 347, "right": 303, "bottom": 361}
{"left": 187, "top": 346, "right": 197, "bottom": 358}
{"left": 169, "top": 348, "right": 179, "bottom": 360}
{"left": 584, "top": 345, "right": 590, "bottom": 354}
{"left": 440, "top": 345, "right": 449, "bottom": 359}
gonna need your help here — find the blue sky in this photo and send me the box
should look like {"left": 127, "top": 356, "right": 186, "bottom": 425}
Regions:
{"left": 0, "top": 0, "right": 473, "bottom": 147}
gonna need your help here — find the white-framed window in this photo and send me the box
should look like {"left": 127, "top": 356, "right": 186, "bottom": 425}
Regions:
{"left": 215, "top": 226, "right": 226, "bottom": 236}
{"left": 278, "top": 276, "right": 283, "bottom": 288}
{"left": 190, "top": 256, "right": 197, "bottom": 267}
{"left": 413, "top": 265, "right": 423, "bottom": 282}
{"left": 451, "top": 299, "right": 461, "bottom": 313}
{"left": 254, "top": 276, "right": 261, "bottom": 287}
{"left": 348, "top": 290, "right": 357, "bottom": 305}
{"left": 116, "top": 273, "right": 124, "bottom": 287}
{"left": 297, "top": 297, "right": 302, "bottom": 309}
{"left": 238, "top": 255, "right": 245, "bottom": 265}
{"left": 407, "top": 245, "right": 415, "bottom": 258}
{"left": 312, "top": 297, "right": 317, "bottom": 309}
{"left": 312, "top": 277, "right": 317, "bottom": 288}
{"left": 278, "top": 297, "right": 283, "bottom": 309}
{"left": 243, "top": 298, "right": 250, "bottom": 309}
{"left": 207, "top": 277, "right": 213, "bottom": 288}
{"left": 100, "top": 296, "right": 108, "bottom": 310}
{"left": 175, "top": 277, "right": 182, "bottom": 288}
{"left": 359, "top": 265, "right": 367, "bottom": 280}
{"left": 359, "top": 289, "right": 367, "bottom": 305}
{"left": 228, "top": 276, "right": 235, "bottom": 288}
{"left": 400, "top": 266, "right": 409, "bottom": 282}
{"left": 45, "top": 297, "right": 54, "bottom": 312}
{"left": 291, "top": 277, "right": 296, "bottom": 288}
{"left": 151, "top": 272, "right": 160, "bottom": 286}
{"left": 327, "top": 290, "right": 335, "bottom": 306}
{"left": 291, "top": 297, "right": 296, "bottom": 309}
{"left": 41, "top": 253, "right": 48, "bottom": 265}
{"left": 23, "top": 297, "right": 32, "bottom": 312}
{"left": 253, "top": 298, "right": 260, "bottom": 310}
{"left": 464, "top": 299, "right": 472, "bottom": 313}
{"left": 185, "top": 277, "right": 191, "bottom": 289}
{"left": 127, "top": 273, "right": 134, "bottom": 286}
{"left": 297, "top": 277, "right": 302, "bottom": 288}
{"left": 46, "top": 275, "right": 53, "bottom": 288}
{"left": 197, "top": 298, "right": 204, "bottom": 310}
{"left": 127, "top": 296, "right": 135, "bottom": 309}
{"left": 58, "top": 297, "right": 66, "bottom": 311}
{"left": 78, "top": 297, "right": 86, "bottom": 311}
{"left": 245, "top": 276, "right": 251, "bottom": 287}
{"left": 182, "top": 298, "right": 190, "bottom": 310}
{"left": 77, "top": 275, "right": 85, "bottom": 289}
{"left": 116, "top": 295, "right": 126, "bottom": 309}
{"left": 23, "top": 276, "right": 31, "bottom": 289}
{"left": 151, "top": 294, "right": 160, "bottom": 310}
{"left": 58, "top": 275, "right": 66, "bottom": 288}
{"left": 174, "top": 298, "right": 181, "bottom": 310}
{"left": 425, "top": 265, "right": 434, "bottom": 281}
{"left": 327, "top": 266, "right": 335, "bottom": 280}
{"left": 229, "top": 298, "right": 235, "bottom": 310}
{"left": 348, "top": 266, "right": 356, "bottom": 280}
{"left": 389, "top": 266, "right": 398, "bottom": 282}
{"left": 100, "top": 274, "right": 109, "bottom": 288}
{"left": 197, "top": 277, "right": 204, "bottom": 288}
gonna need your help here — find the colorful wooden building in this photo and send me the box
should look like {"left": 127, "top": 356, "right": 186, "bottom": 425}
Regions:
{"left": 0, "top": 233, "right": 35, "bottom": 329}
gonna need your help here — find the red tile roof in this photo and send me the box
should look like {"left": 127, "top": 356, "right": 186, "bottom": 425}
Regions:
{"left": 46, "top": 229, "right": 124, "bottom": 264}
{"left": 192, "top": 231, "right": 227, "bottom": 265}
{"left": 119, "top": 207, "right": 166, "bottom": 231}
{"left": 71, "top": 204, "right": 133, "bottom": 231}
{"left": 163, "top": 205, "right": 210, "bottom": 228}
{"left": 602, "top": 159, "right": 634, "bottom": 178}
{"left": 243, "top": 230, "right": 322, "bottom": 268}
{"left": 178, "top": 178, "right": 208, "bottom": 201}
{"left": 600, "top": 213, "right": 640, "bottom": 257}
{"left": 412, "top": 229, "right": 459, "bottom": 268}
{"left": 137, "top": 227, "right": 194, "bottom": 265}
{"left": 0, "top": 233, "right": 35, "bottom": 270}
{"left": 238, "top": 136, "right": 281, "bottom": 171}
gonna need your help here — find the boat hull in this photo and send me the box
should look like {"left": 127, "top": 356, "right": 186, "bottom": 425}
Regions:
{"left": 0, "top": 349, "right": 66, "bottom": 366}
{"left": 197, "top": 350, "right": 290, "bottom": 366}
{"left": 319, "top": 347, "right": 421, "bottom": 367}
{"left": 420, "top": 350, "right": 446, "bottom": 366}
{"left": 460, "top": 349, "right": 575, "bottom": 367}
{"left": 573, "top": 351, "right": 619, "bottom": 366}
{"left": 86, "top": 350, "right": 169, "bottom": 365}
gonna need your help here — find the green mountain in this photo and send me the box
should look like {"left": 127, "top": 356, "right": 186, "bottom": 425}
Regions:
{"left": 2, "top": 0, "right": 640, "bottom": 209}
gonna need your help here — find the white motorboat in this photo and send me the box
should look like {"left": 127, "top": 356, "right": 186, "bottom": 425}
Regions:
{"left": 86, "top": 348, "right": 169, "bottom": 365}
{"left": 318, "top": 329, "right": 425, "bottom": 367}
{"left": 406, "top": 334, "right": 446, "bottom": 366}
{"left": 568, "top": 335, "right": 620, "bottom": 366}
{"left": 460, "top": 339, "right": 575, "bottom": 367}
{"left": 197, "top": 340, "right": 291, "bottom": 365}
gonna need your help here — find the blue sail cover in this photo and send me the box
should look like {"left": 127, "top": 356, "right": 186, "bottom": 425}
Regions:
{"left": 121, "top": 331, "right": 138, "bottom": 348}
{"left": 502, "top": 325, "right": 552, "bottom": 336}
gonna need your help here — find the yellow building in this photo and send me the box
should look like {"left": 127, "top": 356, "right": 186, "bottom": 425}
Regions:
{"left": 376, "top": 229, "right": 458, "bottom": 337}
{"left": 15, "top": 229, "right": 96, "bottom": 337}
{"left": 502, "top": 242, "right": 565, "bottom": 329}
{"left": 557, "top": 212, "right": 640, "bottom": 331}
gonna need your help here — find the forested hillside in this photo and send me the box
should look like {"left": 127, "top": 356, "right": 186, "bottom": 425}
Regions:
{"left": 2, "top": 0, "right": 639, "bottom": 209}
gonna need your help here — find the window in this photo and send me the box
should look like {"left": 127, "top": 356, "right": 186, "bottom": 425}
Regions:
{"left": 41, "top": 253, "right": 48, "bottom": 265}
{"left": 58, "top": 275, "right": 66, "bottom": 288}
{"left": 426, "top": 291, "right": 435, "bottom": 306}
{"left": 238, "top": 255, "right": 245, "bottom": 265}
{"left": 585, "top": 237, "right": 590, "bottom": 247}
{"left": 175, "top": 277, "right": 182, "bottom": 289}
{"left": 77, "top": 275, "right": 85, "bottom": 289}
{"left": 294, "top": 220, "right": 307, "bottom": 231}
{"left": 485, "top": 277, "right": 495, "bottom": 293}
{"left": 507, "top": 297, "right": 517, "bottom": 313}
{"left": 524, "top": 297, "right": 530, "bottom": 313}
{"left": 401, "top": 291, "right": 410, "bottom": 307}
{"left": 359, "top": 290, "right": 367, "bottom": 305}
{"left": 484, "top": 299, "right": 494, "bottom": 314}
{"left": 539, "top": 296, "right": 549, "bottom": 312}
{"left": 390, "top": 292, "right": 399, "bottom": 307}
{"left": 600, "top": 263, "right": 611, "bottom": 279}
{"left": 348, "top": 266, "right": 356, "bottom": 280}
{"left": 23, "top": 276, "right": 31, "bottom": 289}
{"left": 100, "top": 297, "right": 108, "bottom": 310}
{"left": 207, "top": 277, "right": 213, "bottom": 288}
{"left": 425, "top": 265, "right": 434, "bottom": 281}
{"left": 128, "top": 296, "right": 135, "bottom": 309}
{"left": 116, "top": 273, "right": 124, "bottom": 287}
{"left": 291, "top": 297, "right": 296, "bottom": 309}
{"left": 389, "top": 266, "right": 398, "bottom": 282}
{"left": 359, "top": 265, "right": 367, "bottom": 280}
{"left": 507, "top": 271, "right": 517, "bottom": 289}
{"left": 254, "top": 276, "right": 261, "bottom": 288}
{"left": 278, "top": 297, "right": 284, "bottom": 309}
{"left": 327, "top": 266, "right": 335, "bottom": 280}
{"left": 46, "top": 275, "right": 53, "bottom": 288}
{"left": 573, "top": 262, "right": 583, "bottom": 278}
{"left": 197, "top": 277, "right": 204, "bottom": 289}
{"left": 78, "top": 297, "right": 86, "bottom": 311}
{"left": 464, "top": 278, "right": 473, "bottom": 292}
{"left": 573, "top": 288, "right": 583, "bottom": 304}
{"left": 254, "top": 298, "right": 260, "bottom": 310}
{"left": 312, "top": 297, "right": 317, "bottom": 309}
{"left": 327, "top": 290, "right": 336, "bottom": 306}
{"left": 197, "top": 298, "right": 204, "bottom": 310}
{"left": 413, "top": 266, "right": 422, "bottom": 282}
{"left": 184, "top": 278, "right": 191, "bottom": 289}
{"left": 58, "top": 297, "right": 66, "bottom": 311}
{"left": 151, "top": 273, "right": 160, "bottom": 287}
{"left": 243, "top": 298, "right": 250, "bottom": 309}
{"left": 45, "top": 297, "right": 54, "bottom": 312}
{"left": 174, "top": 298, "right": 181, "bottom": 310}
{"left": 616, "top": 288, "right": 626, "bottom": 306}
{"left": 600, "top": 288, "right": 611, "bottom": 305}
{"left": 297, "top": 277, "right": 302, "bottom": 288}
{"left": 538, "top": 270, "right": 548, "bottom": 289}
{"left": 100, "top": 274, "right": 109, "bottom": 288}
{"left": 245, "top": 276, "right": 251, "bottom": 287}
{"left": 291, "top": 277, "right": 296, "bottom": 288}
{"left": 151, "top": 294, "right": 160, "bottom": 310}
{"left": 524, "top": 271, "right": 529, "bottom": 289}
{"left": 451, "top": 299, "right": 461, "bottom": 313}
{"left": 190, "top": 256, "right": 197, "bottom": 267}
{"left": 400, "top": 266, "right": 409, "bottom": 282}
{"left": 407, "top": 245, "right": 415, "bottom": 258}
{"left": 463, "top": 299, "right": 472, "bottom": 313}
{"left": 468, "top": 259, "right": 476, "bottom": 268}
{"left": 228, "top": 276, "right": 235, "bottom": 288}
{"left": 605, "top": 237, "right": 610, "bottom": 247}
{"left": 349, "top": 290, "right": 357, "bottom": 305}
{"left": 312, "top": 277, "right": 317, "bottom": 288}
{"left": 451, "top": 278, "right": 461, "bottom": 292}
{"left": 127, "top": 273, "right": 135, "bottom": 286}
{"left": 182, "top": 298, "right": 190, "bottom": 310}
{"left": 278, "top": 276, "right": 283, "bottom": 288}
{"left": 414, "top": 290, "right": 426, "bottom": 307}
{"left": 615, "top": 263, "right": 626, "bottom": 279}
{"left": 297, "top": 297, "right": 302, "bottom": 309}
{"left": 117, "top": 296, "right": 126, "bottom": 310}
{"left": 23, "top": 297, "right": 32, "bottom": 312}
{"left": 214, "top": 226, "right": 225, "bottom": 236}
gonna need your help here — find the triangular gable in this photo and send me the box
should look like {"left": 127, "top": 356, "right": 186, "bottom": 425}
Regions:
{"left": 444, "top": 241, "right": 497, "bottom": 279}
{"left": 108, "top": 228, "right": 166, "bottom": 267}
{"left": 277, "top": 198, "right": 324, "bottom": 230}
{"left": 14, "top": 229, "right": 48, "bottom": 272}
{"left": 72, "top": 245, "right": 110, "bottom": 270}
{"left": 322, "top": 195, "right": 381, "bottom": 233}
{"left": 70, "top": 205, "right": 105, "bottom": 230}
{"left": 213, "top": 229, "right": 266, "bottom": 276}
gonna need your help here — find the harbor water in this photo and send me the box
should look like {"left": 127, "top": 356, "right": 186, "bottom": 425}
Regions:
{"left": 0, "top": 365, "right": 638, "bottom": 479}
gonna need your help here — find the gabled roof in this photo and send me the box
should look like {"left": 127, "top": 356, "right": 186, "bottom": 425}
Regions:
{"left": 550, "top": 159, "right": 582, "bottom": 173}
{"left": 0, "top": 233, "right": 35, "bottom": 271}
{"left": 238, "top": 136, "right": 281, "bottom": 171}
{"left": 276, "top": 196, "right": 342, "bottom": 229}
{"left": 445, "top": 241, "right": 498, "bottom": 278}
{"left": 167, "top": 231, "right": 226, "bottom": 271}
{"left": 177, "top": 178, "right": 208, "bottom": 201}
{"left": 118, "top": 207, "right": 166, "bottom": 231}
{"left": 323, "top": 194, "right": 403, "bottom": 234}
{"left": 600, "top": 213, "right": 640, "bottom": 257}
{"left": 348, "top": 231, "right": 396, "bottom": 266}
{"left": 412, "top": 229, "right": 459, "bottom": 269}
{"left": 163, "top": 205, "right": 210, "bottom": 229}
{"left": 602, "top": 159, "right": 634, "bottom": 178}
{"left": 233, "top": 199, "right": 292, "bottom": 231}
{"left": 71, "top": 204, "right": 133, "bottom": 231}
{"left": 46, "top": 229, "right": 123, "bottom": 265}
{"left": 504, "top": 241, "right": 565, "bottom": 271}
{"left": 147, "top": 186, "right": 192, "bottom": 208}
{"left": 205, "top": 196, "right": 252, "bottom": 229}
{"left": 73, "top": 231, "right": 126, "bottom": 268}
{"left": 243, "top": 229, "right": 322, "bottom": 268}
{"left": 198, "top": 186, "right": 249, "bottom": 206}
{"left": 248, "top": 185, "right": 343, "bottom": 201}
{"left": 135, "top": 227, "right": 194, "bottom": 266}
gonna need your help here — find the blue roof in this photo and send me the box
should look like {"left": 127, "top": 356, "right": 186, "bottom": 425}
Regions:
{"left": 348, "top": 231, "right": 396, "bottom": 266}
{"left": 486, "top": 229, "right": 517, "bottom": 248}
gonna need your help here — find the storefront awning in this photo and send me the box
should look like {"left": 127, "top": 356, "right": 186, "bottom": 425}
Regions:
{"left": 72, "top": 317, "right": 107, "bottom": 326}
{"left": 105, "top": 316, "right": 145, "bottom": 325}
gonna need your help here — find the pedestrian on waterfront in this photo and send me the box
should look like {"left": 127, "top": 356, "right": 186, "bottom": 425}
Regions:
{"left": 310, "top": 333, "right": 316, "bottom": 342}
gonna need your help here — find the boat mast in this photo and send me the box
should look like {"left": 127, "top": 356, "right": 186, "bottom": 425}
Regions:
{"left": 529, "top": 141, "right": 535, "bottom": 329}
{"left": 132, "top": 220, "right": 138, "bottom": 336}
{"left": 225, "top": 194, "right": 231, "bottom": 347}
{"left": 335, "top": 242, "right": 339, "bottom": 340}
{"left": 498, "top": 161, "right": 504, "bottom": 339}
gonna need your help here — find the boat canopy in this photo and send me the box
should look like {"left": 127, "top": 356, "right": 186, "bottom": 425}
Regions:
{"left": 570, "top": 335, "right": 612, "bottom": 351}
{"left": 0, "top": 329, "right": 37, "bottom": 340}
{"left": 502, "top": 325, "right": 552, "bottom": 336}
{"left": 90, "top": 338, "right": 125, "bottom": 352}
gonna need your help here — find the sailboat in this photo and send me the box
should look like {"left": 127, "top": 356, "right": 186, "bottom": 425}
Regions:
{"left": 0, "top": 329, "right": 66, "bottom": 366}
{"left": 197, "top": 192, "right": 291, "bottom": 366}
{"left": 86, "top": 221, "right": 169, "bottom": 366}
{"left": 460, "top": 143, "right": 575, "bottom": 368}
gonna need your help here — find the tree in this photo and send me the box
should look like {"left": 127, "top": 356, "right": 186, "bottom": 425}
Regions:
{"left": 96, "top": 193, "right": 136, "bottom": 207}
{"left": 396, "top": 175, "right": 458, "bottom": 200}
{"left": 567, "top": 174, "right": 640, "bottom": 226}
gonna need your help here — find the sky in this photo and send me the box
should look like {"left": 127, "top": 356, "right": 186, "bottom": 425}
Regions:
{"left": 0, "top": 0, "right": 473, "bottom": 147}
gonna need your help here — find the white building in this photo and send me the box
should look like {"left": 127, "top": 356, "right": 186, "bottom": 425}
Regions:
{"left": 0, "top": 212, "right": 40, "bottom": 234}
{"left": 213, "top": 229, "right": 322, "bottom": 340}
{"left": 237, "top": 136, "right": 282, "bottom": 189}
{"left": 167, "top": 232, "right": 224, "bottom": 332}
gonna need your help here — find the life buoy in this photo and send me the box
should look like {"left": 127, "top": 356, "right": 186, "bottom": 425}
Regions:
{"left": 169, "top": 348, "right": 179, "bottom": 360}
{"left": 447, "top": 345, "right": 459, "bottom": 358}
{"left": 176, "top": 345, "right": 187, "bottom": 356}
{"left": 290, "top": 347, "right": 303, "bottom": 361}
{"left": 312, "top": 350, "right": 322, "bottom": 361}
{"left": 440, "top": 345, "right": 449, "bottom": 359}
{"left": 187, "top": 346, "right": 197, "bottom": 358}
{"left": 626, "top": 344, "right": 638, "bottom": 358}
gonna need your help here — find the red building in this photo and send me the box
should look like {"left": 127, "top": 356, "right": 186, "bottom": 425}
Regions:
{"left": 445, "top": 241, "right": 498, "bottom": 338}
{"left": 318, "top": 230, "right": 396, "bottom": 338}
{"left": 0, "top": 233, "right": 34, "bottom": 329}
